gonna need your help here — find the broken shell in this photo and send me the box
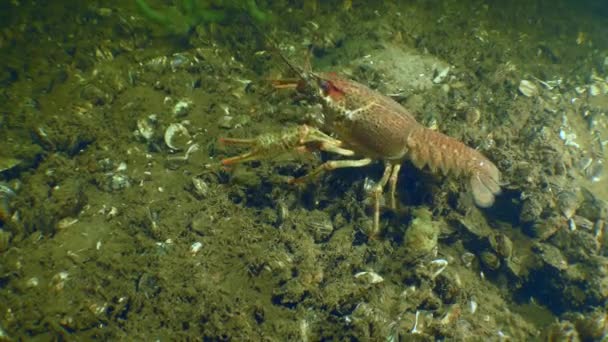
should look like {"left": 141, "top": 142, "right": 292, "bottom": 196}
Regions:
{"left": 164, "top": 123, "right": 191, "bottom": 151}
{"left": 136, "top": 115, "right": 157, "bottom": 141}
{"left": 469, "top": 299, "right": 478, "bottom": 314}
{"left": 25, "top": 276, "right": 39, "bottom": 288}
{"left": 172, "top": 99, "right": 193, "bottom": 117}
{"left": 51, "top": 271, "right": 69, "bottom": 291}
{"left": 191, "top": 177, "right": 209, "bottom": 199}
{"left": 88, "top": 302, "right": 108, "bottom": 316}
{"left": 571, "top": 215, "right": 594, "bottom": 231}
{"left": 433, "top": 66, "right": 450, "bottom": 84}
{"left": 110, "top": 174, "right": 131, "bottom": 191}
{"left": 589, "top": 84, "right": 601, "bottom": 96}
{"left": 144, "top": 56, "right": 168, "bottom": 71}
{"left": 518, "top": 80, "right": 539, "bottom": 97}
{"left": 429, "top": 259, "right": 448, "bottom": 279}
{"left": 190, "top": 242, "right": 203, "bottom": 256}
{"left": 56, "top": 217, "right": 79, "bottom": 231}
{"left": 461, "top": 252, "right": 476, "bottom": 267}
{"left": 217, "top": 114, "right": 250, "bottom": 129}
{"left": 583, "top": 159, "right": 604, "bottom": 182}
{"left": 217, "top": 115, "right": 234, "bottom": 129}
{"left": 170, "top": 53, "right": 191, "bottom": 71}
{"left": 166, "top": 143, "right": 200, "bottom": 164}
{"left": 354, "top": 271, "right": 384, "bottom": 284}
{"left": 489, "top": 233, "right": 513, "bottom": 259}
{"left": 575, "top": 86, "right": 587, "bottom": 95}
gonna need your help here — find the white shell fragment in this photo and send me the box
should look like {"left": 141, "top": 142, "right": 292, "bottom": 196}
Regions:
{"left": 518, "top": 80, "right": 539, "bottom": 97}
{"left": 116, "top": 162, "right": 127, "bottom": 172}
{"left": 575, "top": 86, "right": 587, "bottom": 95}
{"left": 190, "top": 242, "right": 203, "bottom": 256}
{"left": 56, "top": 217, "right": 79, "bottom": 231}
{"left": 469, "top": 299, "right": 478, "bottom": 314}
{"left": 429, "top": 259, "right": 448, "bottom": 279}
{"left": 56, "top": 271, "right": 69, "bottom": 280}
{"left": 191, "top": 177, "right": 209, "bottom": 198}
{"left": 411, "top": 310, "right": 422, "bottom": 334}
{"left": 559, "top": 129, "right": 580, "bottom": 148}
{"left": 137, "top": 117, "right": 155, "bottom": 141}
{"left": 536, "top": 78, "right": 562, "bottom": 90}
{"left": 51, "top": 271, "right": 69, "bottom": 291}
{"left": 164, "top": 123, "right": 191, "bottom": 151}
{"left": 433, "top": 66, "right": 450, "bottom": 84}
{"left": 173, "top": 99, "right": 193, "bottom": 117}
{"left": 26, "top": 277, "right": 39, "bottom": 288}
{"left": 354, "top": 271, "right": 384, "bottom": 284}
{"left": 589, "top": 84, "right": 601, "bottom": 97}
{"left": 167, "top": 143, "right": 200, "bottom": 162}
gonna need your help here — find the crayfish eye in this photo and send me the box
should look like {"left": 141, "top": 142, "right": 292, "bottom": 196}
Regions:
{"left": 319, "top": 80, "right": 331, "bottom": 94}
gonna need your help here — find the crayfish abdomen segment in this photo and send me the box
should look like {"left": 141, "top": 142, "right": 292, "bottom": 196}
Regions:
{"left": 406, "top": 127, "right": 501, "bottom": 207}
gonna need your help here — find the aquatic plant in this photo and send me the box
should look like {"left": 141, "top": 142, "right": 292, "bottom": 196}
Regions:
{"left": 135, "top": 0, "right": 270, "bottom": 34}
{"left": 403, "top": 207, "right": 440, "bottom": 258}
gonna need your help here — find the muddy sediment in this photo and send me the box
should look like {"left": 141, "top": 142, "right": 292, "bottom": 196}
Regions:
{"left": 1, "top": 0, "right": 607, "bottom": 340}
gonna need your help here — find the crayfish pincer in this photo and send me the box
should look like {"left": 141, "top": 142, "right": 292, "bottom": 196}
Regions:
{"left": 220, "top": 69, "right": 501, "bottom": 238}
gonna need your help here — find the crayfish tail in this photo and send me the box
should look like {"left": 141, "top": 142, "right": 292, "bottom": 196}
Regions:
{"left": 407, "top": 127, "right": 501, "bottom": 207}
{"left": 469, "top": 165, "right": 501, "bottom": 207}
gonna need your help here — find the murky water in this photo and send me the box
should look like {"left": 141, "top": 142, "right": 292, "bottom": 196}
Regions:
{"left": 1, "top": 0, "right": 607, "bottom": 340}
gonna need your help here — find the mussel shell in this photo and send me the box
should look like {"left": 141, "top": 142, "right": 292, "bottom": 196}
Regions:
{"left": 518, "top": 79, "right": 539, "bottom": 97}
{"left": 479, "top": 251, "right": 501, "bottom": 270}
{"left": 164, "top": 123, "right": 191, "bottom": 151}
{"left": 489, "top": 233, "right": 513, "bottom": 259}
{"left": 578, "top": 187, "right": 607, "bottom": 222}
{"left": 556, "top": 189, "right": 580, "bottom": 219}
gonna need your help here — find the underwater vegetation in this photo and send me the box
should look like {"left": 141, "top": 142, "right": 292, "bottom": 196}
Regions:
{"left": 135, "top": 0, "right": 270, "bottom": 34}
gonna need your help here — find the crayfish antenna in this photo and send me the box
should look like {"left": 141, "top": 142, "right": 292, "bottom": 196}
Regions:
{"left": 218, "top": 137, "right": 258, "bottom": 146}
